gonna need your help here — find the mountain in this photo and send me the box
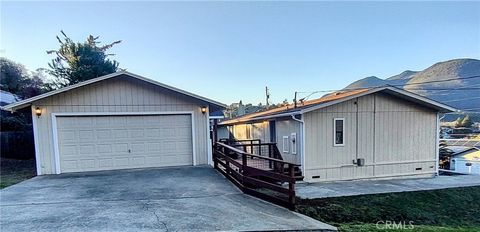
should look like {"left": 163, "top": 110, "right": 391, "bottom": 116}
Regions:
{"left": 344, "top": 76, "right": 387, "bottom": 90}
{"left": 342, "top": 59, "right": 480, "bottom": 111}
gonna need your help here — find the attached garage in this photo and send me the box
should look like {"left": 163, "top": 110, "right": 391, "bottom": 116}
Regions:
{"left": 3, "top": 71, "right": 225, "bottom": 175}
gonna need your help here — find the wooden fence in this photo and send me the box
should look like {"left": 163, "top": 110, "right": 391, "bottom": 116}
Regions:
{"left": 0, "top": 131, "right": 34, "bottom": 159}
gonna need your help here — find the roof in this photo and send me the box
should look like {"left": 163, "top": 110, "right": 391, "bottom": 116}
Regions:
{"left": 220, "top": 86, "right": 456, "bottom": 125}
{"left": 0, "top": 90, "right": 20, "bottom": 106}
{"left": 3, "top": 71, "right": 227, "bottom": 112}
{"left": 453, "top": 148, "right": 480, "bottom": 160}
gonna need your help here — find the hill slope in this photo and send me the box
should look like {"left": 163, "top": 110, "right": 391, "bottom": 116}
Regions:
{"left": 342, "top": 59, "right": 480, "bottom": 111}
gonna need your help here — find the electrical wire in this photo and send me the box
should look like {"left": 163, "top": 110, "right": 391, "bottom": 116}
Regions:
{"left": 296, "top": 74, "right": 480, "bottom": 101}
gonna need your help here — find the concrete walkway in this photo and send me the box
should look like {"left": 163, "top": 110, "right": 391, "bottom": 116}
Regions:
{"left": 1, "top": 166, "right": 335, "bottom": 231}
{"left": 297, "top": 175, "right": 480, "bottom": 199}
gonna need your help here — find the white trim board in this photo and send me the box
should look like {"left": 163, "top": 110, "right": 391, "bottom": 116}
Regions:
{"left": 51, "top": 111, "right": 196, "bottom": 174}
{"left": 333, "top": 117, "right": 345, "bottom": 147}
{"left": 31, "top": 105, "right": 42, "bottom": 175}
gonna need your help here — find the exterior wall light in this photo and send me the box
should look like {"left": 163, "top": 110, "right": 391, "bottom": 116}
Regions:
{"left": 201, "top": 106, "right": 207, "bottom": 114}
{"left": 35, "top": 107, "right": 42, "bottom": 118}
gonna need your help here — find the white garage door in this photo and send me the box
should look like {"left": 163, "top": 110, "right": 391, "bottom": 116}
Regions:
{"left": 56, "top": 114, "right": 193, "bottom": 173}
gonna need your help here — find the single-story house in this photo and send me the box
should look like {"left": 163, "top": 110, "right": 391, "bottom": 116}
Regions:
{"left": 449, "top": 147, "right": 480, "bottom": 175}
{"left": 3, "top": 71, "right": 226, "bottom": 175}
{"left": 219, "top": 87, "right": 456, "bottom": 183}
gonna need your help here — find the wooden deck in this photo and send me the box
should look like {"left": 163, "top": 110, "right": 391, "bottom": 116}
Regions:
{"left": 213, "top": 141, "right": 301, "bottom": 210}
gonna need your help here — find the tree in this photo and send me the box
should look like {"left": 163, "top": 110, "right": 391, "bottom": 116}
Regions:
{"left": 0, "top": 58, "right": 29, "bottom": 96}
{"left": 0, "top": 58, "right": 46, "bottom": 99}
{"left": 461, "top": 115, "right": 472, "bottom": 128}
{"left": 47, "top": 31, "right": 121, "bottom": 88}
{"left": 454, "top": 117, "right": 463, "bottom": 128}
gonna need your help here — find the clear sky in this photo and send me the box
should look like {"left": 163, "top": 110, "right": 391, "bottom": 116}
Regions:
{"left": 1, "top": 1, "right": 479, "bottom": 105}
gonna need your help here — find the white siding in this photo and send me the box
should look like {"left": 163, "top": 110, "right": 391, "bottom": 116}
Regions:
{"left": 275, "top": 119, "right": 302, "bottom": 164}
{"left": 304, "top": 93, "right": 437, "bottom": 182}
{"left": 32, "top": 75, "right": 209, "bottom": 174}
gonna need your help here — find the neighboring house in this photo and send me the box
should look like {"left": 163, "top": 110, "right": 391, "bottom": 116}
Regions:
{"left": 3, "top": 71, "right": 226, "bottom": 175}
{"left": 449, "top": 147, "right": 480, "bottom": 175}
{"left": 219, "top": 87, "right": 455, "bottom": 183}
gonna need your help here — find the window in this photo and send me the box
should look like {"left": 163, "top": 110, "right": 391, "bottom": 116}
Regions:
{"left": 291, "top": 133, "right": 297, "bottom": 155}
{"left": 333, "top": 118, "right": 345, "bottom": 146}
{"left": 282, "top": 136, "right": 289, "bottom": 153}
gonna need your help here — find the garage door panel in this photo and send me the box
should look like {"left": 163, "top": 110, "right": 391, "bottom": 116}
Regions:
{"left": 79, "top": 130, "right": 95, "bottom": 141}
{"left": 98, "top": 158, "right": 114, "bottom": 168}
{"left": 96, "top": 130, "right": 112, "bottom": 140}
{"left": 97, "top": 144, "right": 113, "bottom": 154}
{"left": 79, "top": 145, "right": 95, "bottom": 154}
{"left": 113, "top": 129, "right": 128, "bottom": 139}
{"left": 59, "top": 130, "right": 76, "bottom": 142}
{"left": 57, "top": 114, "right": 193, "bottom": 173}
{"left": 114, "top": 143, "right": 129, "bottom": 153}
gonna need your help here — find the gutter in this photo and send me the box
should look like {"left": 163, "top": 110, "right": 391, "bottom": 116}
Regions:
{"left": 291, "top": 114, "right": 306, "bottom": 176}
{"left": 435, "top": 114, "right": 446, "bottom": 176}
{"left": 220, "top": 111, "right": 301, "bottom": 126}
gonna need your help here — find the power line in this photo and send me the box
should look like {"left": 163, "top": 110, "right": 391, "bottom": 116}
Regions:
{"left": 297, "top": 74, "right": 480, "bottom": 94}
{"left": 443, "top": 97, "right": 480, "bottom": 103}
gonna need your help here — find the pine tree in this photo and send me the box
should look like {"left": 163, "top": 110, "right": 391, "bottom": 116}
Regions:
{"left": 47, "top": 31, "right": 121, "bottom": 88}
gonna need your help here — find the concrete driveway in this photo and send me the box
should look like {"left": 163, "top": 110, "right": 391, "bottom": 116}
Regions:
{"left": 0, "top": 166, "right": 335, "bottom": 231}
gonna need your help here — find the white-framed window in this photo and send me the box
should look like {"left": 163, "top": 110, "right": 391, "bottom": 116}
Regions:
{"left": 333, "top": 118, "right": 345, "bottom": 146}
{"left": 290, "top": 133, "right": 297, "bottom": 154}
{"left": 282, "top": 136, "right": 289, "bottom": 153}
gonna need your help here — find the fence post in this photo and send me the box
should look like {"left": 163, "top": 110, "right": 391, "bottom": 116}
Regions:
{"left": 213, "top": 143, "right": 218, "bottom": 169}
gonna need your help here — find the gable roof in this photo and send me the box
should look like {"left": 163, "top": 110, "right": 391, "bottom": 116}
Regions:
{"left": 3, "top": 71, "right": 226, "bottom": 112}
{"left": 220, "top": 86, "right": 456, "bottom": 125}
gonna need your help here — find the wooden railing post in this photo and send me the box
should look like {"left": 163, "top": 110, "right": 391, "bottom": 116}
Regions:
{"left": 213, "top": 143, "right": 218, "bottom": 170}
{"left": 288, "top": 163, "right": 295, "bottom": 209}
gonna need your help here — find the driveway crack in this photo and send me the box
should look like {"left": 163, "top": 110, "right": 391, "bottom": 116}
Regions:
{"left": 142, "top": 200, "right": 169, "bottom": 232}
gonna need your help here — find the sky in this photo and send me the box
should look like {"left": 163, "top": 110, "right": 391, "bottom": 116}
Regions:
{"left": 1, "top": 1, "right": 479, "bottom": 105}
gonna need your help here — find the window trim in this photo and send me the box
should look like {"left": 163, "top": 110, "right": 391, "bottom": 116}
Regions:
{"left": 282, "top": 136, "right": 289, "bottom": 153}
{"left": 291, "top": 133, "right": 297, "bottom": 155}
{"left": 333, "top": 118, "right": 345, "bottom": 147}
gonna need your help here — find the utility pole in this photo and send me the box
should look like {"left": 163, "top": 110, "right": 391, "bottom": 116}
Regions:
{"left": 294, "top": 91, "right": 297, "bottom": 108}
{"left": 265, "top": 86, "right": 270, "bottom": 107}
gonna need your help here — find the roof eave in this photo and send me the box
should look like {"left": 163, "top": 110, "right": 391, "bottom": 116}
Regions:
{"left": 219, "top": 111, "right": 301, "bottom": 125}
{"left": 3, "top": 71, "right": 227, "bottom": 112}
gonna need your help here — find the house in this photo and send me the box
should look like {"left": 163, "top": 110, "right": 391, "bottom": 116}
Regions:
{"left": 219, "top": 87, "right": 456, "bottom": 183}
{"left": 449, "top": 147, "right": 480, "bottom": 175}
{"left": 3, "top": 71, "right": 226, "bottom": 175}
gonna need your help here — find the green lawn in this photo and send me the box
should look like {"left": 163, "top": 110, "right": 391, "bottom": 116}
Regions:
{"left": 0, "top": 158, "right": 36, "bottom": 189}
{"left": 296, "top": 186, "right": 480, "bottom": 231}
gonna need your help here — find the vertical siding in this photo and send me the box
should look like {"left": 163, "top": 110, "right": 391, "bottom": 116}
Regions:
{"left": 33, "top": 75, "right": 209, "bottom": 174}
{"left": 275, "top": 118, "right": 302, "bottom": 164}
{"left": 304, "top": 93, "right": 437, "bottom": 182}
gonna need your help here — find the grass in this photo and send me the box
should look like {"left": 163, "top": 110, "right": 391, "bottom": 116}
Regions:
{"left": 296, "top": 186, "right": 480, "bottom": 231}
{"left": 0, "top": 158, "right": 36, "bottom": 189}
{"left": 338, "top": 224, "right": 480, "bottom": 232}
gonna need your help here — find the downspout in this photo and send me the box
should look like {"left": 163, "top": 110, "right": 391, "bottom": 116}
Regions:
{"left": 435, "top": 113, "right": 445, "bottom": 176}
{"left": 291, "top": 114, "right": 305, "bottom": 176}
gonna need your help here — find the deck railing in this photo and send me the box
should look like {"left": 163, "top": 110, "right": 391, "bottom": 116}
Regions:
{"left": 213, "top": 142, "right": 300, "bottom": 210}
{"left": 218, "top": 138, "right": 283, "bottom": 161}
